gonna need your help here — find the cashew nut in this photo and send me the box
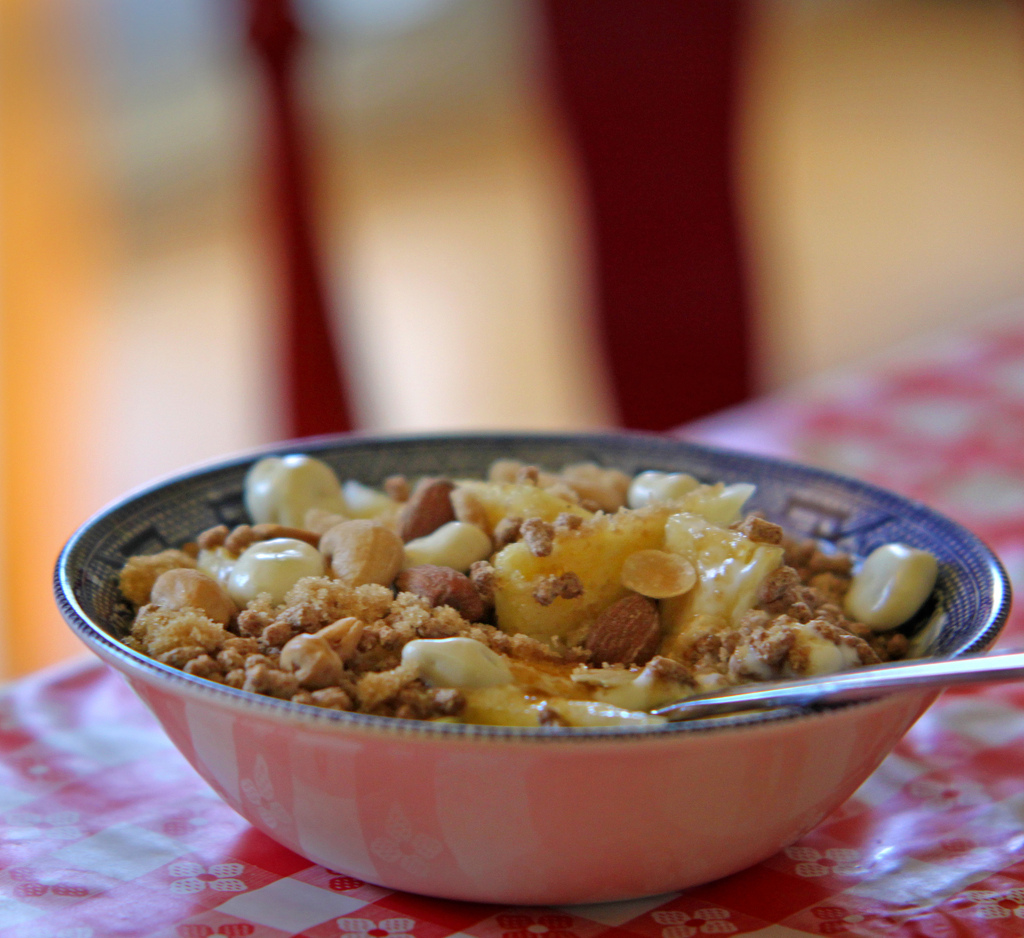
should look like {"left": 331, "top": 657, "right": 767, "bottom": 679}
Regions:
{"left": 403, "top": 521, "right": 492, "bottom": 572}
{"left": 316, "top": 616, "right": 365, "bottom": 661}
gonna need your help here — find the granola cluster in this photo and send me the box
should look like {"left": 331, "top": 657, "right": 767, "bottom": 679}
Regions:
{"left": 125, "top": 575, "right": 577, "bottom": 720}
{"left": 117, "top": 455, "right": 929, "bottom": 727}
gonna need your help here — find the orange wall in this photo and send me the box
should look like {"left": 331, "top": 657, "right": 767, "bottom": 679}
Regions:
{"left": 741, "top": 1, "right": 1024, "bottom": 389}
{"left": 0, "top": 1, "right": 114, "bottom": 675}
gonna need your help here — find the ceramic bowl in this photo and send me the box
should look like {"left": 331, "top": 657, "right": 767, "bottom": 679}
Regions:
{"left": 54, "top": 432, "right": 1010, "bottom": 905}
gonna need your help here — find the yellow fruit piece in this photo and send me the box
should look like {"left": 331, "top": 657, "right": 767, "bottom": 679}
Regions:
{"left": 459, "top": 685, "right": 545, "bottom": 726}
{"left": 661, "top": 511, "right": 783, "bottom": 654}
{"left": 458, "top": 684, "right": 665, "bottom": 727}
{"left": 673, "top": 482, "right": 756, "bottom": 526}
{"left": 492, "top": 506, "right": 670, "bottom": 645}
{"left": 453, "top": 481, "right": 591, "bottom": 534}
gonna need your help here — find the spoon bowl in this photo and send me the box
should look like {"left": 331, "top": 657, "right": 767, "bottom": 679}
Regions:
{"left": 653, "top": 650, "right": 1024, "bottom": 721}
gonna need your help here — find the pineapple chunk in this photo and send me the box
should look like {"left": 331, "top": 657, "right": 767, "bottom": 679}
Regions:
{"left": 459, "top": 685, "right": 665, "bottom": 727}
{"left": 492, "top": 506, "right": 670, "bottom": 645}
{"left": 674, "top": 482, "right": 756, "bottom": 526}
{"left": 571, "top": 665, "right": 693, "bottom": 712}
{"left": 460, "top": 685, "right": 544, "bottom": 726}
{"left": 454, "top": 480, "right": 592, "bottom": 534}
{"left": 660, "top": 511, "right": 783, "bottom": 655}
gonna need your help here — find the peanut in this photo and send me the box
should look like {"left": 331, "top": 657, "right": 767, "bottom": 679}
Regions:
{"left": 280, "top": 633, "right": 345, "bottom": 689}
{"left": 515, "top": 465, "right": 540, "bottom": 485}
{"left": 493, "top": 516, "right": 523, "bottom": 549}
{"left": 316, "top": 616, "right": 365, "bottom": 661}
{"left": 468, "top": 560, "right": 496, "bottom": 605}
{"left": 150, "top": 568, "right": 237, "bottom": 625}
{"left": 119, "top": 549, "right": 197, "bottom": 606}
{"left": 183, "top": 655, "right": 223, "bottom": 680}
{"left": 308, "top": 687, "right": 354, "bottom": 710}
{"left": 320, "top": 520, "right": 404, "bottom": 586}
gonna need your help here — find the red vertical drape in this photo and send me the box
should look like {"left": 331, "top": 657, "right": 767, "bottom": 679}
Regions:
{"left": 247, "top": 0, "right": 354, "bottom": 438}
{"left": 540, "top": 0, "right": 753, "bottom": 431}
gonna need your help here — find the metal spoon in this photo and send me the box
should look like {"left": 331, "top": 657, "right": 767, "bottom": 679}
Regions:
{"left": 651, "top": 650, "right": 1024, "bottom": 721}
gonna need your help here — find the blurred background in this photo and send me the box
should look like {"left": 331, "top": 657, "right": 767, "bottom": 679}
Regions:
{"left": 3, "top": 0, "right": 1024, "bottom": 679}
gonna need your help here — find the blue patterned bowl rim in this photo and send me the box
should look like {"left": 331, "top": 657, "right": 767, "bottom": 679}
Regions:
{"left": 54, "top": 430, "right": 1012, "bottom": 742}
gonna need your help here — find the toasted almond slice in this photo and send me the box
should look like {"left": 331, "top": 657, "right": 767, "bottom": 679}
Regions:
{"left": 621, "top": 549, "right": 697, "bottom": 599}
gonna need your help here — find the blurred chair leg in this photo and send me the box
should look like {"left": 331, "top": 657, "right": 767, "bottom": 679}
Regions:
{"left": 540, "top": 0, "right": 753, "bottom": 431}
{"left": 246, "top": 0, "right": 354, "bottom": 437}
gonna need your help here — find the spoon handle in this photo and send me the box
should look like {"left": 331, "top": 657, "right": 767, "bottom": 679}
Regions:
{"left": 652, "top": 650, "right": 1024, "bottom": 721}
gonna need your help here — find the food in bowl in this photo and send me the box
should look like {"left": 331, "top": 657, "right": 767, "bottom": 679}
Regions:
{"left": 117, "top": 453, "right": 939, "bottom": 727}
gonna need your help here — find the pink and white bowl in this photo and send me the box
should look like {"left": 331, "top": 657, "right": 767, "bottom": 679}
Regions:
{"left": 54, "top": 432, "right": 1011, "bottom": 905}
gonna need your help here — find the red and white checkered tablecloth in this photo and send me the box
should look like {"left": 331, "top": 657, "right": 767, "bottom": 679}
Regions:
{"left": 5, "top": 312, "right": 1024, "bottom": 938}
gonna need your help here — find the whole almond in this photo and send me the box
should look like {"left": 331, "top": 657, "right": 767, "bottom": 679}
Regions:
{"left": 585, "top": 593, "right": 661, "bottom": 665}
{"left": 320, "top": 520, "right": 404, "bottom": 587}
{"left": 395, "top": 564, "right": 486, "bottom": 622}
{"left": 398, "top": 478, "right": 456, "bottom": 542}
